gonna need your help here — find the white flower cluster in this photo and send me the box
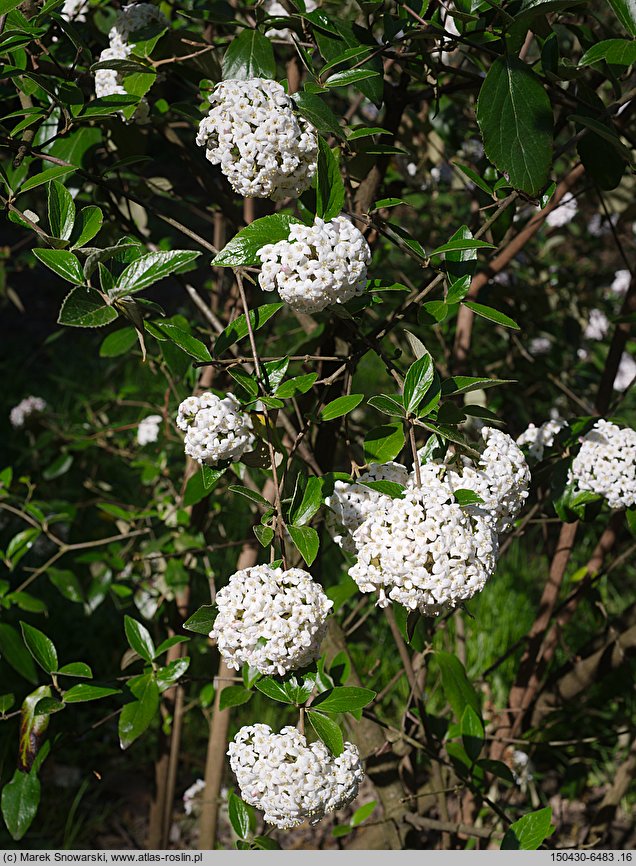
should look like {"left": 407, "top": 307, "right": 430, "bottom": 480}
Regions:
{"left": 517, "top": 418, "right": 566, "bottom": 462}
{"left": 228, "top": 724, "right": 363, "bottom": 829}
{"left": 444, "top": 428, "right": 531, "bottom": 533}
{"left": 265, "top": 0, "right": 317, "bottom": 41}
{"left": 210, "top": 565, "right": 332, "bottom": 676}
{"left": 325, "top": 462, "right": 409, "bottom": 553}
{"left": 545, "top": 194, "right": 578, "bottom": 228}
{"left": 349, "top": 463, "right": 499, "bottom": 616}
{"left": 182, "top": 778, "right": 206, "bottom": 816}
{"left": 570, "top": 419, "right": 636, "bottom": 510}
{"left": 176, "top": 392, "right": 255, "bottom": 465}
{"left": 614, "top": 352, "right": 636, "bottom": 392}
{"left": 61, "top": 0, "right": 88, "bottom": 22}
{"left": 137, "top": 414, "right": 162, "bottom": 446}
{"left": 584, "top": 309, "right": 609, "bottom": 341}
{"left": 94, "top": 3, "right": 167, "bottom": 124}
{"left": 10, "top": 396, "right": 47, "bottom": 428}
{"left": 196, "top": 79, "right": 317, "bottom": 201}
{"left": 610, "top": 269, "right": 631, "bottom": 296}
{"left": 257, "top": 216, "right": 371, "bottom": 313}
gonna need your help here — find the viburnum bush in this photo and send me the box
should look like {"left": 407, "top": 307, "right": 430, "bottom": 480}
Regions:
{"left": 0, "top": 0, "right": 635, "bottom": 852}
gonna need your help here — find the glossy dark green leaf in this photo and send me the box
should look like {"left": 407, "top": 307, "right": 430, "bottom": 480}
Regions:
{"left": 112, "top": 251, "right": 200, "bottom": 298}
{"left": 287, "top": 524, "right": 319, "bottom": 566}
{"left": 403, "top": 355, "right": 434, "bottom": 415}
{"left": 364, "top": 423, "right": 404, "bottom": 463}
{"left": 276, "top": 373, "right": 318, "bottom": 398}
{"left": 228, "top": 791, "right": 252, "bottom": 839}
{"left": 501, "top": 807, "right": 555, "bottom": 850}
{"left": 436, "top": 651, "right": 480, "bottom": 720}
{"left": 367, "top": 395, "right": 405, "bottom": 417}
{"left": 47, "top": 180, "right": 75, "bottom": 241}
{"left": 0, "top": 624, "right": 38, "bottom": 684}
{"left": 222, "top": 28, "right": 276, "bottom": 80}
{"left": 183, "top": 604, "right": 217, "bottom": 635}
{"left": 320, "top": 394, "right": 363, "bottom": 421}
{"left": 476, "top": 57, "right": 553, "bottom": 195}
{"left": 70, "top": 206, "right": 103, "bottom": 249}
{"left": 315, "top": 137, "right": 345, "bottom": 221}
{"left": 307, "top": 709, "right": 344, "bottom": 756}
{"left": 255, "top": 677, "right": 294, "bottom": 704}
{"left": 63, "top": 683, "right": 120, "bottom": 703}
{"left": 147, "top": 322, "right": 211, "bottom": 362}
{"left": 463, "top": 301, "right": 520, "bottom": 330}
{"left": 1, "top": 768, "right": 40, "bottom": 841}
{"left": 293, "top": 91, "right": 343, "bottom": 138}
{"left": 604, "top": 0, "right": 636, "bottom": 34}
{"left": 118, "top": 674, "right": 160, "bottom": 749}
{"left": 33, "top": 249, "right": 84, "bottom": 283}
{"left": 461, "top": 705, "right": 485, "bottom": 762}
{"left": 58, "top": 287, "right": 118, "bottom": 328}
{"left": 56, "top": 662, "right": 92, "bottom": 678}
{"left": 311, "top": 686, "right": 375, "bottom": 714}
{"left": 214, "top": 303, "right": 284, "bottom": 357}
{"left": 20, "top": 622, "right": 57, "bottom": 674}
{"left": 212, "top": 214, "right": 301, "bottom": 267}
{"left": 124, "top": 615, "right": 155, "bottom": 663}
{"left": 219, "top": 685, "right": 253, "bottom": 711}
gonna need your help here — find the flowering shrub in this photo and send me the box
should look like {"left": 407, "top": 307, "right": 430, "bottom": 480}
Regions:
{"left": 0, "top": 0, "right": 635, "bottom": 853}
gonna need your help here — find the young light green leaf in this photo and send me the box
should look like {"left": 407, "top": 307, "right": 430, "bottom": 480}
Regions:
{"left": 0, "top": 694, "right": 15, "bottom": 714}
{"left": 275, "top": 373, "right": 318, "bottom": 398}
{"left": 20, "top": 622, "right": 58, "bottom": 674}
{"left": 58, "top": 287, "right": 118, "bottom": 328}
{"left": 501, "top": 807, "right": 555, "bottom": 850}
{"left": 212, "top": 214, "right": 301, "bottom": 267}
{"left": 476, "top": 57, "right": 553, "bottom": 196}
{"left": 55, "top": 662, "right": 92, "bottom": 678}
{"left": 320, "top": 394, "right": 363, "bottom": 421}
{"left": 47, "top": 180, "right": 75, "bottom": 241}
{"left": 183, "top": 604, "right": 217, "bottom": 635}
{"left": 222, "top": 28, "right": 276, "bottom": 80}
{"left": 307, "top": 710, "right": 344, "bottom": 756}
{"left": 33, "top": 249, "right": 84, "bottom": 283}
{"left": 358, "top": 480, "right": 405, "bottom": 499}
{"left": 287, "top": 524, "right": 319, "bottom": 567}
{"left": 124, "top": 615, "right": 156, "bottom": 663}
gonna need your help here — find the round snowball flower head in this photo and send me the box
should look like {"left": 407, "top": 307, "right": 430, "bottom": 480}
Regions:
{"left": 257, "top": 216, "right": 371, "bottom": 313}
{"left": 349, "top": 464, "right": 499, "bottom": 616}
{"left": 324, "top": 462, "right": 409, "bottom": 553}
{"left": 176, "top": 392, "right": 255, "bottom": 465}
{"left": 137, "top": 414, "right": 162, "bottom": 446}
{"left": 228, "top": 724, "right": 364, "bottom": 829}
{"left": 569, "top": 419, "right": 636, "bottom": 510}
{"left": 442, "top": 428, "right": 530, "bottom": 534}
{"left": 196, "top": 78, "right": 318, "bottom": 201}
{"left": 210, "top": 564, "right": 332, "bottom": 676}
{"left": 10, "top": 396, "right": 47, "bottom": 429}
{"left": 517, "top": 418, "right": 566, "bottom": 462}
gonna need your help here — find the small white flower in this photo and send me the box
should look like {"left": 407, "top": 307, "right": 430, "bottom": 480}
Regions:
{"left": 584, "top": 309, "right": 609, "bottom": 341}
{"left": 517, "top": 418, "right": 566, "bottom": 462}
{"left": 210, "top": 564, "right": 332, "bottom": 676}
{"left": 137, "top": 414, "right": 162, "bottom": 446}
{"left": 183, "top": 779, "right": 206, "bottom": 816}
{"left": 258, "top": 216, "right": 371, "bottom": 313}
{"left": 570, "top": 419, "right": 636, "bottom": 509}
{"left": 10, "top": 396, "right": 47, "bottom": 428}
{"left": 228, "top": 724, "right": 363, "bottom": 828}
{"left": 610, "top": 269, "right": 631, "bottom": 296}
{"left": 175, "top": 392, "right": 255, "bottom": 465}
{"left": 545, "top": 195, "right": 578, "bottom": 228}
{"left": 197, "top": 79, "right": 317, "bottom": 201}
{"left": 528, "top": 336, "right": 551, "bottom": 356}
{"left": 265, "top": 0, "right": 317, "bottom": 41}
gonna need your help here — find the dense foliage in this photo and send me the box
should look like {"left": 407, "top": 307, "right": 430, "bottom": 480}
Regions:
{"left": 1, "top": 0, "right": 635, "bottom": 851}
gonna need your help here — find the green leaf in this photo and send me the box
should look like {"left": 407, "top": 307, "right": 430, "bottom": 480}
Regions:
{"left": 501, "top": 807, "right": 554, "bottom": 850}
{"left": 325, "top": 68, "right": 380, "bottom": 88}
{"left": 476, "top": 57, "right": 553, "bottom": 196}
{"left": 351, "top": 800, "right": 377, "bottom": 827}
{"left": 118, "top": 675, "right": 160, "bottom": 749}
{"left": 124, "top": 615, "right": 156, "bottom": 663}
{"left": 20, "top": 165, "right": 75, "bottom": 193}
{"left": 463, "top": 301, "right": 520, "bottom": 330}
{"left": 228, "top": 792, "right": 252, "bottom": 839}
{"left": 453, "top": 489, "right": 485, "bottom": 507}
{"left": 604, "top": 0, "right": 636, "bottom": 34}
{"left": 20, "top": 622, "right": 58, "bottom": 674}
{"left": 213, "top": 214, "right": 301, "bottom": 267}
{"left": 579, "top": 38, "right": 636, "bottom": 66}
{"left": 99, "top": 327, "right": 138, "bottom": 358}
{"left": 56, "top": 662, "right": 92, "bottom": 678}
{"left": 155, "top": 636, "right": 189, "bottom": 657}
{"left": 0, "top": 0, "right": 26, "bottom": 14}
{"left": 148, "top": 322, "right": 211, "bottom": 362}
{"left": 287, "top": 525, "right": 320, "bottom": 567}
{"left": 222, "top": 28, "right": 275, "bottom": 79}
{"left": 430, "top": 238, "right": 495, "bottom": 256}
{"left": 255, "top": 677, "right": 294, "bottom": 704}
{"left": 0, "top": 694, "right": 15, "bottom": 714}
{"left": 441, "top": 376, "right": 515, "bottom": 396}
{"left": 435, "top": 651, "right": 480, "bottom": 720}
{"left": 367, "top": 395, "right": 404, "bottom": 417}
{"left": 292, "top": 91, "right": 343, "bottom": 138}
{"left": 19, "top": 687, "right": 51, "bottom": 772}
{"left": 452, "top": 163, "right": 494, "bottom": 197}
{"left": 214, "top": 303, "right": 284, "bottom": 357}
{"left": 219, "top": 685, "right": 252, "bottom": 711}
{"left": 254, "top": 524, "right": 274, "bottom": 547}
{"left": 34, "top": 697, "right": 64, "bottom": 716}
{"left": 202, "top": 465, "right": 227, "bottom": 490}
{"left": 112, "top": 251, "right": 200, "bottom": 298}
{"left": 48, "top": 568, "right": 83, "bottom": 603}
{"left": 47, "top": 180, "right": 75, "bottom": 241}
{"left": 320, "top": 394, "right": 363, "bottom": 421}
{"left": 70, "top": 206, "right": 103, "bottom": 249}
{"left": 364, "top": 423, "right": 405, "bottom": 463}
{"left": 228, "top": 485, "right": 271, "bottom": 507}
{"left": 307, "top": 710, "right": 344, "bottom": 756}
{"left": 33, "top": 249, "right": 84, "bottom": 284}
{"left": 1, "top": 768, "right": 40, "bottom": 841}
{"left": 358, "top": 480, "right": 405, "bottom": 499}
{"left": 311, "top": 686, "right": 375, "bottom": 714}
{"left": 276, "top": 373, "right": 318, "bottom": 398}
{"left": 461, "top": 705, "right": 485, "bottom": 762}
{"left": 290, "top": 476, "right": 323, "bottom": 526}
{"left": 403, "top": 354, "right": 434, "bottom": 415}
{"left": 183, "top": 604, "right": 217, "bottom": 635}
{"left": 42, "top": 454, "right": 73, "bottom": 481}
{"left": 156, "top": 658, "right": 190, "bottom": 691}
{"left": 315, "top": 138, "right": 345, "bottom": 221}
{"left": 58, "top": 287, "right": 118, "bottom": 328}
{"left": 478, "top": 758, "right": 515, "bottom": 784}
{"left": 0, "top": 624, "right": 38, "bottom": 684}
{"left": 63, "top": 684, "right": 120, "bottom": 703}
